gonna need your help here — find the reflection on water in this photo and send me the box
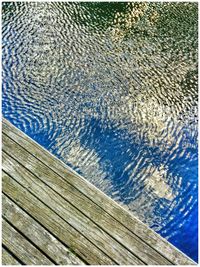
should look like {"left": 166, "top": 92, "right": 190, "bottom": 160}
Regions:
{"left": 2, "top": 2, "right": 198, "bottom": 261}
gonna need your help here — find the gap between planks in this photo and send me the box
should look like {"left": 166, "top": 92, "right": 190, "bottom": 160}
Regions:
{"left": 2, "top": 118, "right": 196, "bottom": 265}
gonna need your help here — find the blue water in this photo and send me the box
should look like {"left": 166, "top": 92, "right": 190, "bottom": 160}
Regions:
{"left": 2, "top": 2, "right": 198, "bottom": 261}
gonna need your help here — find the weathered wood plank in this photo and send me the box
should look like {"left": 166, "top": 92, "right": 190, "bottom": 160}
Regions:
{"left": 2, "top": 133, "right": 171, "bottom": 265}
{"left": 2, "top": 194, "right": 85, "bottom": 265}
{"left": 2, "top": 118, "right": 195, "bottom": 265}
{"left": 2, "top": 171, "right": 115, "bottom": 265}
{"left": 2, "top": 247, "right": 21, "bottom": 265}
{"left": 2, "top": 151, "right": 143, "bottom": 265}
{"left": 2, "top": 219, "right": 53, "bottom": 265}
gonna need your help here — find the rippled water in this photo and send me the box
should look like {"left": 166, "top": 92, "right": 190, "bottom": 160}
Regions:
{"left": 2, "top": 2, "right": 198, "bottom": 261}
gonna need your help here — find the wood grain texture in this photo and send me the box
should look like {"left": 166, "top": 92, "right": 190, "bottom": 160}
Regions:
{"left": 2, "top": 118, "right": 196, "bottom": 265}
{"left": 2, "top": 133, "right": 172, "bottom": 264}
{"left": 2, "top": 171, "right": 115, "bottom": 265}
{"left": 2, "top": 219, "right": 53, "bottom": 265}
{"left": 2, "top": 247, "right": 21, "bottom": 265}
{"left": 2, "top": 151, "right": 143, "bottom": 265}
{"left": 2, "top": 194, "right": 85, "bottom": 265}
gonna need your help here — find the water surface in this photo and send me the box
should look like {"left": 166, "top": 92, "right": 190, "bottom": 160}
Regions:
{"left": 2, "top": 2, "right": 198, "bottom": 261}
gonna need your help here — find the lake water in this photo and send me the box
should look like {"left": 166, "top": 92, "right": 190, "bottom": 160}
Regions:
{"left": 2, "top": 2, "right": 198, "bottom": 262}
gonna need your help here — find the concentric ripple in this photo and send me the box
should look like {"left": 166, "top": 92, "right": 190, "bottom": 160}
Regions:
{"left": 2, "top": 2, "right": 198, "bottom": 262}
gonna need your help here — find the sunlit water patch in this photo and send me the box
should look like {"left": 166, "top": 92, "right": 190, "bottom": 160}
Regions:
{"left": 2, "top": 2, "right": 198, "bottom": 261}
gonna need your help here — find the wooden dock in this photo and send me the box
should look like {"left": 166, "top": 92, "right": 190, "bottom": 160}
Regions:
{"left": 2, "top": 118, "right": 196, "bottom": 265}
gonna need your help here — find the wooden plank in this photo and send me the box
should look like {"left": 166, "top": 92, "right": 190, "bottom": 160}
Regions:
{"left": 2, "top": 171, "right": 115, "bottom": 265}
{"left": 2, "top": 219, "right": 53, "bottom": 265}
{"left": 2, "top": 118, "right": 196, "bottom": 265}
{"left": 2, "top": 151, "right": 143, "bottom": 265}
{"left": 2, "top": 132, "right": 171, "bottom": 265}
{"left": 2, "top": 194, "right": 85, "bottom": 265}
{"left": 2, "top": 247, "right": 21, "bottom": 265}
